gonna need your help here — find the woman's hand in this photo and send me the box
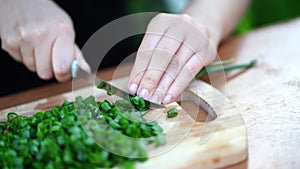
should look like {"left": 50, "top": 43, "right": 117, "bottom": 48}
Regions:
{"left": 0, "top": 0, "right": 90, "bottom": 82}
{"left": 128, "top": 13, "right": 218, "bottom": 104}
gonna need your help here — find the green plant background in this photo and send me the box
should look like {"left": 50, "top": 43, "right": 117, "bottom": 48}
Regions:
{"left": 125, "top": 0, "right": 300, "bottom": 34}
{"left": 236, "top": 0, "right": 300, "bottom": 34}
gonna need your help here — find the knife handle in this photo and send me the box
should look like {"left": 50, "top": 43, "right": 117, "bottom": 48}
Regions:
{"left": 71, "top": 60, "right": 79, "bottom": 78}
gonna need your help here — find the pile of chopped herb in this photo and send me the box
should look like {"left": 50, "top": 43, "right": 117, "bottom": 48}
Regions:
{"left": 0, "top": 96, "right": 166, "bottom": 169}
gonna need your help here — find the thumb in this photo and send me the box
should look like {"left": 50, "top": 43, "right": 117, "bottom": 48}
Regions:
{"left": 74, "top": 45, "right": 91, "bottom": 73}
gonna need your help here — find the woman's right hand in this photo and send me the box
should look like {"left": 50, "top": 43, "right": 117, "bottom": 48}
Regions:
{"left": 0, "top": 0, "right": 90, "bottom": 82}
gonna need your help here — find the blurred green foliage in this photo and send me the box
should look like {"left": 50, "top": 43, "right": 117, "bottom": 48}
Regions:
{"left": 125, "top": 0, "right": 167, "bottom": 14}
{"left": 125, "top": 0, "right": 300, "bottom": 34}
{"left": 236, "top": 0, "right": 300, "bottom": 33}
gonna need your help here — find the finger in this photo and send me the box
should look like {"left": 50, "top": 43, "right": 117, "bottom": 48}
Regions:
{"left": 128, "top": 32, "right": 163, "bottom": 95}
{"left": 74, "top": 45, "right": 91, "bottom": 73}
{"left": 20, "top": 42, "right": 36, "bottom": 72}
{"left": 34, "top": 40, "right": 53, "bottom": 80}
{"left": 137, "top": 29, "right": 184, "bottom": 100}
{"left": 52, "top": 34, "right": 74, "bottom": 82}
{"left": 1, "top": 37, "right": 22, "bottom": 62}
{"left": 4, "top": 47, "right": 22, "bottom": 63}
{"left": 128, "top": 13, "right": 171, "bottom": 95}
{"left": 162, "top": 52, "right": 207, "bottom": 104}
{"left": 149, "top": 44, "right": 194, "bottom": 103}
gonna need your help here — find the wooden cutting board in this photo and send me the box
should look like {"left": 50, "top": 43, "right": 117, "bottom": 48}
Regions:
{"left": 0, "top": 77, "right": 247, "bottom": 169}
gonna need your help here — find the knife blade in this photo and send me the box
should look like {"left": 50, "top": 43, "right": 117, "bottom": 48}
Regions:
{"left": 71, "top": 61, "right": 166, "bottom": 109}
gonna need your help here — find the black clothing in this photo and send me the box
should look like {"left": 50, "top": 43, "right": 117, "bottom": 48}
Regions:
{"left": 0, "top": 1, "right": 135, "bottom": 96}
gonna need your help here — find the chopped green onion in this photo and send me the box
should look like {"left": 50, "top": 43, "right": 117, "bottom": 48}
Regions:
{"left": 130, "top": 96, "right": 150, "bottom": 111}
{"left": 107, "top": 86, "right": 115, "bottom": 96}
{"left": 195, "top": 59, "right": 257, "bottom": 78}
{"left": 167, "top": 108, "right": 178, "bottom": 118}
{"left": 0, "top": 95, "right": 166, "bottom": 169}
{"left": 97, "top": 81, "right": 107, "bottom": 89}
{"left": 100, "top": 101, "right": 111, "bottom": 112}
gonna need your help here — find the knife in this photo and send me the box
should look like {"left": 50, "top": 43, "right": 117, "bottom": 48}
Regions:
{"left": 71, "top": 61, "right": 166, "bottom": 109}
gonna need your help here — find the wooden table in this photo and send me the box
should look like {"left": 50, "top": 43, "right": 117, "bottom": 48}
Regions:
{"left": 1, "top": 18, "right": 300, "bottom": 169}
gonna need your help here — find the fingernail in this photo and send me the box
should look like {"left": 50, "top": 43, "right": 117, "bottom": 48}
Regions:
{"left": 149, "top": 94, "right": 159, "bottom": 104}
{"left": 129, "top": 83, "right": 138, "bottom": 94}
{"left": 163, "top": 94, "right": 173, "bottom": 104}
{"left": 139, "top": 88, "right": 149, "bottom": 100}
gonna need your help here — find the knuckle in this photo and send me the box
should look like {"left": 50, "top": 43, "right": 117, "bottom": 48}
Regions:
{"left": 19, "top": 26, "right": 34, "bottom": 42}
{"left": 2, "top": 37, "right": 19, "bottom": 49}
{"left": 153, "top": 48, "right": 170, "bottom": 57}
{"left": 130, "top": 71, "right": 143, "bottom": 83}
{"left": 34, "top": 28, "right": 48, "bottom": 42}
{"left": 187, "top": 64, "right": 200, "bottom": 75}
{"left": 178, "top": 13, "right": 192, "bottom": 21}
{"left": 137, "top": 49, "right": 152, "bottom": 60}
{"left": 148, "top": 13, "right": 169, "bottom": 28}
{"left": 176, "top": 14, "right": 196, "bottom": 27}
{"left": 143, "top": 73, "right": 160, "bottom": 86}
{"left": 157, "top": 13, "right": 172, "bottom": 19}
{"left": 178, "top": 16, "right": 209, "bottom": 37}
{"left": 18, "top": 24, "right": 48, "bottom": 44}
{"left": 57, "top": 21, "right": 74, "bottom": 35}
{"left": 167, "top": 59, "right": 181, "bottom": 74}
{"left": 153, "top": 13, "right": 168, "bottom": 21}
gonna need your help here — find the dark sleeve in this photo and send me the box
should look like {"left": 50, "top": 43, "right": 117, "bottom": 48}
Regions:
{"left": 0, "top": 1, "right": 136, "bottom": 96}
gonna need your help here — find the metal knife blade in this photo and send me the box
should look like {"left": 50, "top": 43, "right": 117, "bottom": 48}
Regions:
{"left": 71, "top": 61, "right": 166, "bottom": 109}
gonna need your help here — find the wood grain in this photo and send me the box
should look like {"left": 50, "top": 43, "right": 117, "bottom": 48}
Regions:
{"left": 217, "top": 18, "right": 300, "bottom": 169}
{"left": 0, "top": 78, "right": 247, "bottom": 169}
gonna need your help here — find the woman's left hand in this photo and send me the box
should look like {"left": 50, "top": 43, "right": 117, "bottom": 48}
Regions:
{"left": 128, "top": 13, "right": 218, "bottom": 104}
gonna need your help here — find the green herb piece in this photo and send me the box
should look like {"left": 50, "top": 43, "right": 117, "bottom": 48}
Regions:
{"left": 97, "top": 81, "right": 115, "bottom": 96}
{"left": 167, "top": 108, "right": 178, "bottom": 118}
{"left": 109, "top": 120, "right": 121, "bottom": 129}
{"left": 130, "top": 96, "right": 150, "bottom": 111}
{"left": 7, "top": 112, "right": 18, "bottom": 122}
{"left": 107, "top": 86, "right": 116, "bottom": 96}
{"left": 97, "top": 81, "right": 107, "bottom": 89}
{"left": 195, "top": 59, "right": 257, "bottom": 78}
{"left": 100, "top": 101, "right": 111, "bottom": 112}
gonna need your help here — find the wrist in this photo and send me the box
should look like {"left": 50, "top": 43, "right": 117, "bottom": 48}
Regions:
{"left": 180, "top": 13, "right": 223, "bottom": 48}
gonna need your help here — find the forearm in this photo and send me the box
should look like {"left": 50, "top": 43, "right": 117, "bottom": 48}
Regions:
{"left": 183, "top": 0, "right": 250, "bottom": 45}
